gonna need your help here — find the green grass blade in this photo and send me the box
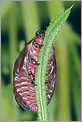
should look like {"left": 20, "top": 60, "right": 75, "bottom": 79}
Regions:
{"left": 35, "top": 6, "right": 72, "bottom": 121}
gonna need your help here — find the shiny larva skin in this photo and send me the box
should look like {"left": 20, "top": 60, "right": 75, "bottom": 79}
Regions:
{"left": 13, "top": 30, "right": 56, "bottom": 112}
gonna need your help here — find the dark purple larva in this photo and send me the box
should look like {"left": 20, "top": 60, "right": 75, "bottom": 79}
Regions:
{"left": 13, "top": 30, "right": 56, "bottom": 112}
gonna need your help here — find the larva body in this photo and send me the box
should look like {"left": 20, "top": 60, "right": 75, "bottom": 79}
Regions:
{"left": 13, "top": 30, "right": 56, "bottom": 112}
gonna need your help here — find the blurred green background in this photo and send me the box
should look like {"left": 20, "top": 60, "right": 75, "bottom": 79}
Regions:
{"left": 1, "top": 1, "right": 81, "bottom": 121}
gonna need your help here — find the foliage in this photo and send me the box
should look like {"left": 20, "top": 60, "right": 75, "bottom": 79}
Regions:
{"left": 1, "top": 1, "right": 81, "bottom": 121}
{"left": 35, "top": 6, "right": 73, "bottom": 121}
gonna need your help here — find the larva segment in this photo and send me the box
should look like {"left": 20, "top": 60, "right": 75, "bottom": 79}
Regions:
{"left": 13, "top": 30, "right": 56, "bottom": 112}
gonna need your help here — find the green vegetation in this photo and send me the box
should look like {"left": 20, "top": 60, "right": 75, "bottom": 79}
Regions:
{"left": 1, "top": 1, "right": 81, "bottom": 121}
{"left": 35, "top": 6, "right": 72, "bottom": 121}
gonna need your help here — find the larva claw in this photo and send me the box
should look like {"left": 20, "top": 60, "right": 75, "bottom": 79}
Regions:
{"left": 32, "top": 81, "right": 37, "bottom": 86}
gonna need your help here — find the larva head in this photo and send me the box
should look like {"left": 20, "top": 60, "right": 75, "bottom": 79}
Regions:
{"left": 36, "top": 30, "right": 45, "bottom": 38}
{"left": 34, "top": 30, "right": 45, "bottom": 47}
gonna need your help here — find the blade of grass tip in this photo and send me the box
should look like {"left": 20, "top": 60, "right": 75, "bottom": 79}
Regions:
{"left": 47, "top": 2, "right": 80, "bottom": 45}
{"left": 9, "top": 3, "right": 19, "bottom": 120}
{"left": 21, "top": 1, "right": 39, "bottom": 42}
{"left": 35, "top": 5, "right": 73, "bottom": 121}
{"left": 44, "top": 5, "right": 74, "bottom": 44}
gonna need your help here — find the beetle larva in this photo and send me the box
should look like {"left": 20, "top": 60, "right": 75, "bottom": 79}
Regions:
{"left": 13, "top": 30, "right": 56, "bottom": 112}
